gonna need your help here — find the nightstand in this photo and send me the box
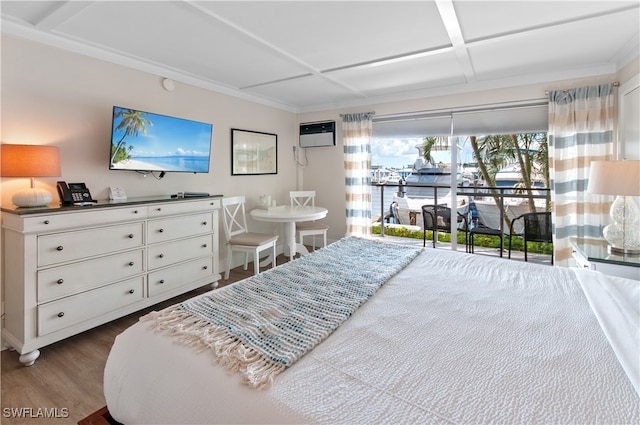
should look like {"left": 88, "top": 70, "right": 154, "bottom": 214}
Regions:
{"left": 570, "top": 237, "right": 640, "bottom": 280}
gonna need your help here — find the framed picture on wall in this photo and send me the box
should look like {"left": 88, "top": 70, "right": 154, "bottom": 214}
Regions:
{"left": 231, "top": 129, "right": 278, "bottom": 175}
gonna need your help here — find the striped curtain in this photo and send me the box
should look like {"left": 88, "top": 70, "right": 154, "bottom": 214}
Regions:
{"left": 548, "top": 83, "right": 615, "bottom": 266}
{"left": 342, "top": 113, "right": 373, "bottom": 237}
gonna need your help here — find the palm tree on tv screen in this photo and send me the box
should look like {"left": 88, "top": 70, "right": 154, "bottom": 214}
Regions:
{"left": 110, "top": 109, "right": 153, "bottom": 165}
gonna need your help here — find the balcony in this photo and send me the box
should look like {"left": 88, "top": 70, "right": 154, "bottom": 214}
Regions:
{"left": 371, "top": 182, "right": 553, "bottom": 265}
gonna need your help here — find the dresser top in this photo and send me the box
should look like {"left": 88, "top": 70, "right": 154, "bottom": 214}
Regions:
{"left": 1, "top": 195, "right": 223, "bottom": 216}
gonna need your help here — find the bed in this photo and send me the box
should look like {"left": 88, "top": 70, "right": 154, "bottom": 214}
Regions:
{"left": 104, "top": 237, "right": 639, "bottom": 424}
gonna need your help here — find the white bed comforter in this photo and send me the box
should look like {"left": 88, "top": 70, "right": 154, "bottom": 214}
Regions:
{"left": 104, "top": 246, "right": 639, "bottom": 424}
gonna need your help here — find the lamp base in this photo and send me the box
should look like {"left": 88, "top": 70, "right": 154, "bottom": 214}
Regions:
{"left": 12, "top": 188, "right": 53, "bottom": 208}
{"left": 602, "top": 196, "right": 640, "bottom": 256}
{"left": 608, "top": 245, "right": 640, "bottom": 256}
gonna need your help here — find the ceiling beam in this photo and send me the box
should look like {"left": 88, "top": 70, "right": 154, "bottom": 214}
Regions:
{"left": 435, "top": 0, "right": 476, "bottom": 83}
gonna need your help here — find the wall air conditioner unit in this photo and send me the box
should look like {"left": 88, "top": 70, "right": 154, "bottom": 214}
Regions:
{"left": 299, "top": 121, "right": 335, "bottom": 148}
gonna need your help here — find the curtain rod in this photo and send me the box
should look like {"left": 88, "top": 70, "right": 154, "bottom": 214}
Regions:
{"left": 544, "top": 81, "right": 619, "bottom": 96}
{"left": 339, "top": 111, "right": 375, "bottom": 117}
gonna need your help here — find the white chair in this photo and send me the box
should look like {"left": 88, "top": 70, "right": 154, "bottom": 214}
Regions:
{"left": 221, "top": 196, "right": 278, "bottom": 280}
{"left": 289, "top": 191, "right": 329, "bottom": 251}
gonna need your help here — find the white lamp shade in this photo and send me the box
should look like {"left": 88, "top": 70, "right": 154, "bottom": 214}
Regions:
{"left": 588, "top": 160, "right": 640, "bottom": 196}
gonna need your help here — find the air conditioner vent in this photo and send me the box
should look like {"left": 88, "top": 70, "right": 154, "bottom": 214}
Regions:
{"left": 299, "top": 121, "right": 335, "bottom": 148}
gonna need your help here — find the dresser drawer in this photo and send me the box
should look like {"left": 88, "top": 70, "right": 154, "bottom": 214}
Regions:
{"left": 38, "top": 223, "right": 144, "bottom": 267}
{"left": 148, "top": 235, "right": 213, "bottom": 270}
{"left": 19, "top": 206, "right": 147, "bottom": 233}
{"left": 148, "top": 256, "right": 214, "bottom": 297}
{"left": 38, "top": 277, "right": 144, "bottom": 336}
{"left": 147, "top": 199, "right": 220, "bottom": 218}
{"left": 147, "top": 213, "right": 213, "bottom": 244}
{"left": 38, "top": 249, "right": 145, "bottom": 302}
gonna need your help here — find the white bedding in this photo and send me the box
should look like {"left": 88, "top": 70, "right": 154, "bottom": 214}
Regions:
{"left": 104, "top": 245, "right": 639, "bottom": 424}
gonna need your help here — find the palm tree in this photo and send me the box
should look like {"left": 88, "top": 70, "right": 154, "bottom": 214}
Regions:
{"left": 421, "top": 136, "right": 450, "bottom": 165}
{"left": 470, "top": 133, "right": 549, "bottom": 227}
{"left": 110, "top": 109, "right": 153, "bottom": 165}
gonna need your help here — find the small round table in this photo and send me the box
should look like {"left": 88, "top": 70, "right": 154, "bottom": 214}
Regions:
{"left": 250, "top": 205, "right": 328, "bottom": 262}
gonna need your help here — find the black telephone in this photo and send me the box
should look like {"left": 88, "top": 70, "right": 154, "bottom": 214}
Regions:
{"left": 57, "top": 181, "right": 96, "bottom": 205}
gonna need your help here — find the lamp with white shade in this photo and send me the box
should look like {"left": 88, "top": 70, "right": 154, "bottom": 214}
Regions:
{"left": 1, "top": 144, "right": 61, "bottom": 208}
{"left": 587, "top": 160, "right": 640, "bottom": 255}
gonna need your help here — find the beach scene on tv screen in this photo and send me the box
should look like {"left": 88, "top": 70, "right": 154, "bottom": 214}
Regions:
{"left": 110, "top": 107, "right": 212, "bottom": 172}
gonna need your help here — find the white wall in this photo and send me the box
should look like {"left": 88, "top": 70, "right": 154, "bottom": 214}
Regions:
{"left": 1, "top": 35, "right": 301, "bottom": 225}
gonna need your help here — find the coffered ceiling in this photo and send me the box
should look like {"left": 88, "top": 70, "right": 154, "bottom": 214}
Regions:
{"left": 1, "top": 1, "right": 639, "bottom": 113}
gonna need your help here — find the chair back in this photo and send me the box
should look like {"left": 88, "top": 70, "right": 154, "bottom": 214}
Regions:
{"left": 472, "top": 201, "right": 503, "bottom": 231}
{"left": 523, "top": 212, "right": 552, "bottom": 243}
{"left": 422, "top": 205, "right": 467, "bottom": 231}
{"left": 505, "top": 203, "right": 537, "bottom": 234}
{"left": 221, "top": 196, "right": 249, "bottom": 241}
{"left": 290, "top": 191, "right": 316, "bottom": 207}
{"left": 389, "top": 201, "right": 401, "bottom": 224}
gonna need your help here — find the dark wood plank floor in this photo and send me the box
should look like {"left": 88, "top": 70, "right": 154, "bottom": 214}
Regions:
{"left": 1, "top": 255, "right": 292, "bottom": 425}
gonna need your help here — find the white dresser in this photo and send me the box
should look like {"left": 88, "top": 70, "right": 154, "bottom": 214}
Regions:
{"left": 1, "top": 196, "right": 221, "bottom": 365}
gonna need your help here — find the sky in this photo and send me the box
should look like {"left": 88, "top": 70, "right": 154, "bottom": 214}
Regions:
{"left": 371, "top": 137, "right": 476, "bottom": 169}
{"left": 112, "top": 107, "right": 212, "bottom": 157}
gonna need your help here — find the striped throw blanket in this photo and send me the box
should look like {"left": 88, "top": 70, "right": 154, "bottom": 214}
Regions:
{"left": 143, "top": 237, "right": 421, "bottom": 389}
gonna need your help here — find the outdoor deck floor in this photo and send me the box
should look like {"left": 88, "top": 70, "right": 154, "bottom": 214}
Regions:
{"left": 371, "top": 234, "right": 553, "bottom": 266}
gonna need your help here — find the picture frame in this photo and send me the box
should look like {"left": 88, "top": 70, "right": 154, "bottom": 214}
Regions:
{"left": 231, "top": 129, "right": 278, "bottom": 175}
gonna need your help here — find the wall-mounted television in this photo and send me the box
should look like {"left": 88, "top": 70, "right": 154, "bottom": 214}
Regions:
{"left": 109, "top": 106, "right": 213, "bottom": 173}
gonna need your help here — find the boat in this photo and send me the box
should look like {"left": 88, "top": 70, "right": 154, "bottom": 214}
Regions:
{"left": 372, "top": 167, "right": 404, "bottom": 185}
{"left": 371, "top": 166, "right": 390, "bottom": 184}
{"left": 494, "top": 163, "right": 545, "bottom": 192}
{"left": 386, "top": 171, "right": 403, "bottom": 185}
{"left": 401, "top": 145, "right": 471, "bottom": 200}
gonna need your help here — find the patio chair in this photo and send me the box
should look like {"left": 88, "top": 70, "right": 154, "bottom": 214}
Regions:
{"left": 421, "top": 204, "right": 469, "bottom": 251}
{"left": 289, "top": 191, "right": 329, "bottom": 251}
{"left": 384, "top": 201, "right": 401, "bottom": 224}
{"left": 508, "top": 212, "right": 553, "bottom": 265}
{"left": 468, "top": 201, "right": 510, "bottom": 257}
{"left": 221, "top": 196, "right": 278, "bottom": 279}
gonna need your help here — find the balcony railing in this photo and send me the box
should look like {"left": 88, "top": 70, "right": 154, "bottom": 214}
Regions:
{"left": 373, "top": 181, "right": 551, "bottom": 253}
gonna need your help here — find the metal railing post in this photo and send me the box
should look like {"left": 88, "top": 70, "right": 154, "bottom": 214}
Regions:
{"left": 379, "top": 185, "right": 385, "bottom": 237}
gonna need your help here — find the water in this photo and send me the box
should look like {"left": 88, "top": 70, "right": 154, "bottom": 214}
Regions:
{"left": 131, "top": 155, "right": 209, "bottom": 172}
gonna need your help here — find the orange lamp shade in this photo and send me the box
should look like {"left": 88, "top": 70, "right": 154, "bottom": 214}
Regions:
{"left": 1, "top": 144, "right": 61, "bottom": 177}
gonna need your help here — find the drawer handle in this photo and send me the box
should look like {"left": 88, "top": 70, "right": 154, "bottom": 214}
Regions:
{"left": 202, "top": 243, "right": 208, "bottom": 248}
{"left": 128, "top": 262, "right": 135, "bottom": 266}
{"left": 44, "top": 220, "right": 50, "bottom": 225}
{"left": 56, "top": 246, "right": 64, "bottom": 251}
{"left": 203, "top": 265, "right": 208, "bottom": 270}
{"left": 128, "top": 234, "right": 134, "bottom": 239}
{"left": 158, "top": 254, "right": 164, "bottom": 258}
{"left": 133, "top": 210, "right": 138, "bottom": 214}
{"left": 57, "top": 312, "right": 64, "bottom": 318}
{"left": 158, "top": 229, "right": 164, "bottom": 233}
{"left": 129, "top": 289, "right": 135, "bottom": 294}
{"left": 159, "top": 279, "right": 165, "bottom": 284}
{"left": 202, "top": 221, "right": 207, "bottom": 225}
{"left": 57, "top": 279, "right": 64, "bottom": 285}
{"left": 156, "top": 208, "right": 162, "bottom": 212}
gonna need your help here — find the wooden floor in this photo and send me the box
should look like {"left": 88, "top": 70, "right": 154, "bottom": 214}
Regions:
{"left": 0, "top": 255, "right": 292, "bottom": 425}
